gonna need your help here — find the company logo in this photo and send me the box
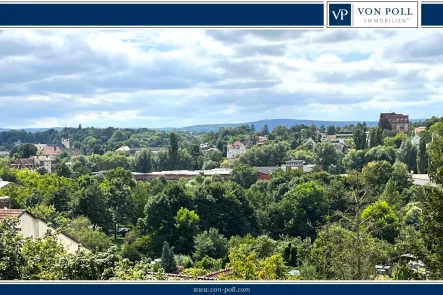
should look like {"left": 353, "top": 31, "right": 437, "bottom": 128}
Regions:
{"left": 332, "top": 8, "right": 349, "bottom": 21}
{"left": 329, "top": 3, "right": 352, "bottom": 26}
{"left": 328, "top": 1, "right": 418, "bottom": 28}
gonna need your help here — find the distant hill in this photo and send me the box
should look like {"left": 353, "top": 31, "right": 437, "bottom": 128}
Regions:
{"left": 0, "top": 127, "right": 63, "bottom": 133}
{"left": 0, "top": 119, "right": 425, "bottom": 133}
{"left": 176, "top": 119, "right": 376, "bottom": 132}
{"left": 179, "top": 118, "right": 427, "bottom": 132}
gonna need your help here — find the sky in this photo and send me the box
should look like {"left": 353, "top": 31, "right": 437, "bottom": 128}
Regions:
{"left": 1, "top": 29, "right": 443, "bottom": 129}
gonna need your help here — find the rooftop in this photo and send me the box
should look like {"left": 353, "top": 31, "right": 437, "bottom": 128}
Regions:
{"left": 143, "top": 169, "right": 232, "bottom": 176}
{"left": 0, "top": 209, "right": 25, "bottom": 221}
{"left": 0, "top": 180, "right": 11, "bottom": 189}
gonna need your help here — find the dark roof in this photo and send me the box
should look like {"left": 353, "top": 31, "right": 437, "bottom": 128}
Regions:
{"left": 255, "top": 166, "right": 282, "bottom": 175}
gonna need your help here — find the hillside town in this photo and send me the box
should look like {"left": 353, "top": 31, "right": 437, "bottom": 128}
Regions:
{"left": 1, "top": 111, "right": 442, "bottom": 281}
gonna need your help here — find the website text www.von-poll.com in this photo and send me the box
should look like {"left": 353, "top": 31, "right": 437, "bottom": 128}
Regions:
{"left": 193, "top": 287, "right": 251, "bottom": 293}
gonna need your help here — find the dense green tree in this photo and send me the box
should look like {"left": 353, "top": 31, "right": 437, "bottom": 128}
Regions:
{"left": 353, "top": 126, "right": 367, "bottom": 150}
{"left": 262, "top": 124, "right": 269, "bottom": 136}
{"left": 289, "top": 149, "right": 315, "bottom": 164}
{"left": 313, "top": 141, "right": 342, "bottom": 170}
{"left": 281, "top": 181, "right": 329, "bottom": 239}
{"left": 361, "top": 200, "right": 399, "bottom": 243}
{"left": 311, "top": 223, "right": 390, "bottom": 280}
{"left": 72, "top": 175, "right": 112, "bottom": 232}
{"left": 326, "top": 125, "right": 336, "bottom": 135}
{"left": 417, "top": 136, "right": 428, "bottom": 174}
{"left": 187, "top": 144, "right": 202, "bottom": 170}
{"left": 130, "top": 181, "right": 153, "bottom": 224}
{"left": 397, "top": 139, "right": 417, "bottom": 173}
{"left": 319, "top": 124, "right": 326, "bottom": 133}
{"left": 239, "top": 142, "right": 289, "bottom": 167}
{"left": 421, "top": 186, "right": 443, "bottom": 278}
{"left": 343, "top": 149, "right": 367, "bottom": 172}
{"left": 231, "top": 164, "right": 258, "bottom": 189}
{"left": 362, "top": 161, "right": 393, "bottom": 191}
{"left": 193, "top": 228, "right": 228, "bottom": 261}
{"left": 55, "top": 163, "right": 71, "bottom": 178}
{"left": 312, "top": 180, "right": 392, "bottom": 280}
{"left": 140, "top": 183, "right": 192, "bottom": 234}
{"left": 65, "top": 217, "right": 112, "bottom": 252}
{"left": 0, "top": 218, "right": 25, "bottom": 280}
{"left": 134, "top": 148, "right": 152, "bottom": 173}
{"left": 168, "top": 132, "right": 180, "bottom": 170}
{"left": 21, "top": 233, "right": 67, "bottom": 280}
{"left": 104, "top": 168, "right": 136, "bottom": 238}
{"left": 109, "top": 130, "right": 128, "bottom": 146}
{"left": 194, "top": 182, "right": 259, "bottom": 237}
{"left": 48, "top": 185, "right": 71, "bottom": 213}
{"left": 390, "top": 161, "right": 413, "bottom": 193}
{"left": 365, "top": 145, "right": 396, "bottom": 164}
{"left": 428, "top": 135, "right": 443, "bottom": 184}
{"left": 384, "top": 132, "right": 407, "bottom": 148}
{"left": 36, "top": 167, "right": 48, "bottom": 175}
{"left": 161, "top": 241, "right": 178, "bottom": 273}
{"left": 369, "top": 127, "right": 383, "bottom": 148}
{"left": 174, "top": 208, "right": 200, "bottom": 255}
{"left": 14, "top": 143, "right": 38, "bottom": 159}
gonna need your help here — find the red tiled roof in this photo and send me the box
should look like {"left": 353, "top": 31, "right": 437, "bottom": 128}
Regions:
{"left": 146, "top": 268, "right": 233, "bottom": 281}
{"left": 0, "top": 209, "right": 25, "bottom": 221}
{"left": 147, "top": 272, "right": 216, "bottom": 281}
{"left": 201, "top": 268, "right": 233, "bottom": 279}
{"left": 227, "top": 141, "right": 244, "bottom": 149}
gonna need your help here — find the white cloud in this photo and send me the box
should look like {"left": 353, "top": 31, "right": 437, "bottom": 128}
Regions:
{"left": 1, "top": 29, "right": 443, "bottom": 128}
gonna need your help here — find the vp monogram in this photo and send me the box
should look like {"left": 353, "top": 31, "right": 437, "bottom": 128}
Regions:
{"left": 332, "top": 9, "right": 349, "bottom": 20}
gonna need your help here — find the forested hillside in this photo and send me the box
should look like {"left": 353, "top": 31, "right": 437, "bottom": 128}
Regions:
{"left": 1, "top": 116, "right": 443, "bottom": 280}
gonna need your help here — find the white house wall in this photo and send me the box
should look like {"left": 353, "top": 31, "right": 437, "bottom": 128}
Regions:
{"left": 18, "top": 213, "right": 87, "bottom": 254}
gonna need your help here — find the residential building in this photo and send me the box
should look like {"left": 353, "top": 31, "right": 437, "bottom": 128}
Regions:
{"left": 255, "top": 167, "right": 281, "bottom": 180}
{"left": 0, "top": 196, "right": 12, "bottom": 209}
{"left": 282, "top": 160, "right": 305, "bottom": 170}
{"left": 200, "top": 143, "right": 209, "bottom": 149}
{"left": 226, "top": 141, "right": 246, "bottom": 159}
{"left": 257, "top": 136, "right": 269, "bottom": 145}
{"left": 0, "top": 208, "right": 89, "bottom": 254}
{"left": 335, "top": 133, "right": 353, "bottom": 144}
{"left": 10, "top": 156, "right": 56, "bottom": 173}
{"left": 255, "top": 163, "right": 322, "bottom": 180}
{"left": 379, "top": 112, "right": 411, "bottom": 134}
{"left": 326, "top": 133, "right": 353, "bottom": 144}
{"left": 41, "top": 139, "right": 81, "bottom": 157}
{"left": 303, "top": 137, "right": 317, "bottom": 148}
{"left": 115, "top": 146, "right": 166, "bottom": 155}
{"left": 415, "top": 127, "right": 427, "bottom": 135}
{"left": 132, "top": 169, "right": 232, "bottom": 181}
{"left": 0, "top": 179, "right": 11, "bottom": 189}
{"left": 34, "top": 143, "right": 47, "bottom": 151}
{"left": 61, "top": 138, "right": 71, "bottom": 149}
{"left": 203, "top": 147, "right": 220, "bottom": 153}
{"left": 0, "top": 151, "right": 9, "bottom": 158}
{"left": 240, "top": 138, "right": 257, "bottom": 147}
{"left": 333, "top": 143, "right": 348, "bottom": 153}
